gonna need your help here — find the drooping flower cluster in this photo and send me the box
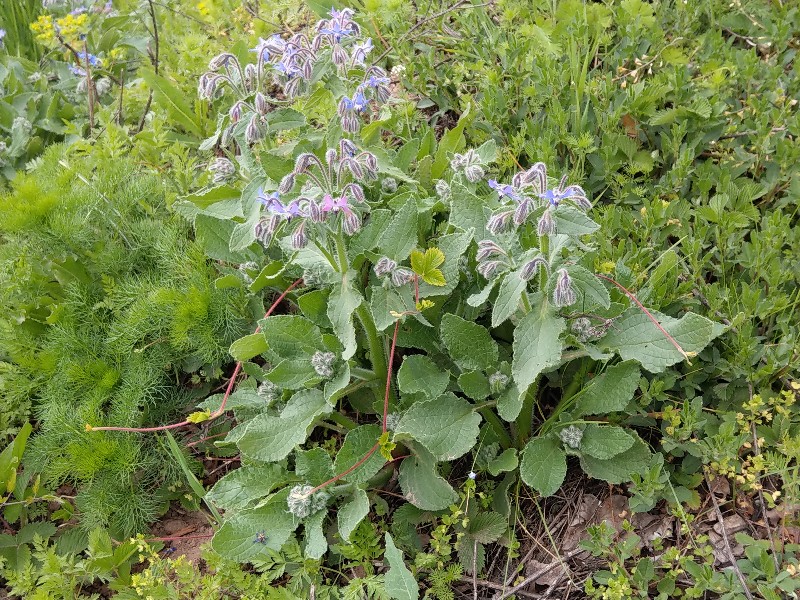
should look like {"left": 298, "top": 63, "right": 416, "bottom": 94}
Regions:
{"left": 486, "top": 162, "right": 591, "bottom": 236}
{"left": 198, "top": 8, "right": 391, "bottom": 143}
{"left": 473, "top": 237, "right": 548, "bottom": 283}
{"left": 254, "top": 139, "right": 377, "bottom": 249}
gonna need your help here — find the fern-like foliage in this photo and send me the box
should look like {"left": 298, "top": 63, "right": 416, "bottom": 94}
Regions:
{"left": 0, "top": 144, "right": 255, "bottom": 535}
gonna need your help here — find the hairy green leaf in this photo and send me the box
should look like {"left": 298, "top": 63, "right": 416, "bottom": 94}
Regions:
{"left": 206, "top": 465, "right": 291, "bottom": 511}
{"left": 600, "top": 309, "right": 721, "bottom": 372}
{"left": 338, "top": 488, "right": 370, "bottom": 542}
{"left": 520, "top": 436, "right": 567, "bottom": 497}
{"left": 512, "top": 298, "right": 566, "bottom": 399}
{"left": 492, "top": 271, "right": 527, "bottom": 327}
{"left": 580, "top": 424, "right": 636, "bottom": 459}
{"left": 398, "top": 442, "right": 458, "bottom": 510}
{"left": 440, "top": 313, "right": 498, "bottom": 372}
{"left": 237, "top": 390, "right": 330, "bottom": 462}
{"left": 580, "top": 436, "right": 652, "bottom": 484}
{"left": 575, "top": 361, "right": 640, "bottom": 416}
{"left": 333, "top": 425, "right": 386, "bottom": 485}
{"left": 396, "top": 393, "right": 481, "bottom": 461}
{"left": 468, "top": 512, "right": 507, "bottom": 544}
{"left": 384, "top": 533, "right": 419, "bottom": 600}
{"left": 259, "top": 315, "right": 324, "bottom": 359}
{"left": 212, "top": 489, "right": 299, "bottom": 561}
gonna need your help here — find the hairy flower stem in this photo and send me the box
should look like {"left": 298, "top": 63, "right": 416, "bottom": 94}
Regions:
{"left": 331, "top": 231, "right": 393, "bottom": 405}
{"left": 480, "top": 407, "right": 513, "bottom": 450}
{"left": 520, "top": 291, "right": 532, "bottom": 314}
{"left": 539, "top": 234, "right": 550, "bottom": 291}
{"left": 356, "top": 303, "right": 393, "bottom": 404}
{"left": 515, "top": 380, "right": 539, "bottom": 448}
{"left": 335, "top": 229, "right": 349, "bottom": 275}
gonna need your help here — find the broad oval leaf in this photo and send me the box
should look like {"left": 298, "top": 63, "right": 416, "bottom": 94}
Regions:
{"left": 580, "top": 424, "right": 636, "bottom": 459}
{"left": 440, "top": 313, "right": 498, "bottom": 372}
{"left": 333, "top": 424, "right": 386, "bottom": 484}
{"left": 575, "top": 361, "right": 640, "bottom": 416}
{"left": 520, "top": 436, "right": 567, "bottom": 497}
{"left": 397, "top": 355, "right": 450, "bottom": 399}
{"left": 396, "top": 392, "right": 481, "bottom": 461}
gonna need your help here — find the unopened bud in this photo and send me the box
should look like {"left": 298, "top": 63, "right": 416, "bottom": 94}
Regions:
{"left": 559, "top": 425, "right": 583, "bottom": 449}
{"left": 486, "top": 210, "right": 514, "bottom": 234}
{"left": 553, "top": 269, "right": 577, "bottom": 308}
{"left": 489, "top": 372, "right": 509, "bottom": 395}
{"left": 278, "top": 172, "right": 295, "bottom": 194}
{"left": 255, "top": 92, "right": 268, "bottom": 115}
{"left": 520, "top": 256, "right": 548, "bottom": 281}
{"left": 537, "top": 208, "right": 556, "bottom": 236}
{"left": 476, "top": 240, "right": 505, "bottom": 262}
{"left": 342, "top": 208, "right": 361, "bottom": 235}
{"left": 435, "top": 179, "right": 451, "bottom": 199}
{"left": 374, "top": 256, "right": 397, "bottom": 277}
{"left": 391, "top": 267, "right": 414, "bottom": 287}
{"left": 291, "top": 221, "right": 309, "bottom": 249}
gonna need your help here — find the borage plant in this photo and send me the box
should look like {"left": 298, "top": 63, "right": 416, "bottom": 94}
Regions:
{"left": 93, "top": 8, "right": 724, "bottom": 578}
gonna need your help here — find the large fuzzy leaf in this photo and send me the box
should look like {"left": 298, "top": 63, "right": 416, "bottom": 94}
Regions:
{"left": 396, "top": 393, "right": 481, "bottom": 461}
{"left": 512, "top": 296, "right": 566, "bottom": 398}
{"left": 236, "top": 390, "right": 330, "bottom": 462}
{"left": 520, "top": 436, "right": 567, "bottom": 497}
{"left": 599, "top": 309, "right": 722, "bottom": 373}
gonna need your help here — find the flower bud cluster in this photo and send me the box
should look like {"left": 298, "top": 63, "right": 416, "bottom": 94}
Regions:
{"left": 571, "top": 317, "right": 614, "bottom": 342}
{"left": 311, "top": 351, "right": 337, "bottom": 378}
{"left": 373, "top": 256, "right": 414, "bottom": 288}
{"left": 488, "top": 372, "right": 509, "bottom": 395}
{"left": 559, "top": 425, "right": 583, "bottom": 449}
{"left": 257, "top": 380, "right": 282, "bottom": 406}
{"left": 208, "top": 157, "right": 236, "bottom": 183}
{"left": 474, "top": 239, "right": 509, "bottom": 281}
{"left": 450, "top": 149, "right": 485, "bottom": 183}
{"left": 199, "top": 8, "right": 392, "bottom": 144}
{"left": 486, "top": 162, "right": 591, "bottom": 235}
{"left": 254, "top": 141, "right": 378, "bottom": 249}
{"left": 287, "top": 484, "right": 330, "bottom": 518}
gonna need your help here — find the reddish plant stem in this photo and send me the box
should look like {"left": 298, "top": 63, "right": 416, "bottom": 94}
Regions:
{"left": 383, "top": 319, "right": 401, "bottom": 433}
{"left": 595, "top": 273, "right": 690, "bottom": 362}
{"left": 309, "top": 308, "right": 406, "bottom": 495}
{"left": 309, "top": 443, "right": 380, "bottom": 495}
{"left": 88, "top": 279, "right": 303, "bottom": 433}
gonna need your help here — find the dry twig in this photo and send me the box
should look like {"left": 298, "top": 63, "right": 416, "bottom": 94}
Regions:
{"left": 704, "top": 473, "right": 755, "bottom": 600}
